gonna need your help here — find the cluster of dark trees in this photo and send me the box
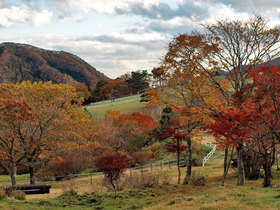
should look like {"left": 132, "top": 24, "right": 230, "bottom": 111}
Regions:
{"left": 88, "top": 70, "right": 150, "bottom": 104}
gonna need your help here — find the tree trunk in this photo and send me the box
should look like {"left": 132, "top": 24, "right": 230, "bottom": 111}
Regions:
{"left": 263, "top": 154, "right": 272, "bottom": 187}
{"left": 250, "top": 152, "right": 261, "bottom": 180}
{"left": 29, "top": 166, "right": 35, "bottom": 185}
{"left": 236, "top": 145, "right": 245, "bottom": 186}
{"left": 10, "top": 163, "right": 17, "bottom": 186}
{"left": 222, "top": 147, "right": 228, "bottom": 186}
{"left": 243, "top": 151, "right": 252, "bottom": 179}
{"left": 110, "top": 178, "right": 117, "bottom": 198}
{"left": 222, "top": 148, "right": 234, "bottom": 186}
{"left": 114, "top": 188, "right": 117, "bottom": 199}
{"left": 183, "top": 136, "right": 192, "bottom": 184}
{"left": 177, "top": 151, "right": 181, "bottom": 184}
{"left": 277, "top": 148, "right": 279, "bottom": 170}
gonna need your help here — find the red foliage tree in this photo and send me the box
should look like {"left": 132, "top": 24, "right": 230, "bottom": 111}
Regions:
{"left": 155, "top": 127, "right": 187, "bottom": 184}
{"left": 95, "top": 152, "right": 128, "bottom": 198}
{"left": 203, "top": 65, "right": 280, "bottom": 187}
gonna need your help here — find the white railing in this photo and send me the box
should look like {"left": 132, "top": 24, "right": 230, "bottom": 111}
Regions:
{"left": 202, "top": 142, "right": 216, "bottom": 167}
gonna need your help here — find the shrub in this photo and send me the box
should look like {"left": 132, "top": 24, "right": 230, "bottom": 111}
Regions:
{"left": 160, "top": 171, "right": 172, "bottom": 185}
{"left": 189, "top": 172, "right": 207, "bottom": 186}
{"left": 125, "top": 172, "right": 171, "bottom": 189}
{"left": 36, "top": 154, "right": 93, "bottom": 178}
{"left": 130, "top": 152, "right": 149, "bottom": 167}
{"left": 0, "top": 188, "right": 6, "bottom": 200}
{"left": 62, "top": 183, "right": 77, "bottom": 196}
{"left": 191, "top": 154, "right": 203, "bottom": 166}
{"left": 139, "top": 104, "right": 163, "bottom": 122}
{"left": 9, "top": 190, "right": 26, "bottom": 200}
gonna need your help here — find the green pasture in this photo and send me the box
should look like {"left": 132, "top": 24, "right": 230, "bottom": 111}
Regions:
{"left": 85, "top": 94, "right": 147, "bottom": 120}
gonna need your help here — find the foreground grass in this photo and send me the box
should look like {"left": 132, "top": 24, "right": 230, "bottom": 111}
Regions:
{"left": 85, "top": 94, "right": 147, "bottom": 120}
{"left": 1, "top": 152, "right": 280, "bottom": 209}
{"left": 2, "top": 176, "right": 280, "bottom": 209}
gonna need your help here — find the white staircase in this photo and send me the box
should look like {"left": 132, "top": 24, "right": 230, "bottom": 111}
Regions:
{"left": 202, "top": 141, "right": 216, "bottom": 167}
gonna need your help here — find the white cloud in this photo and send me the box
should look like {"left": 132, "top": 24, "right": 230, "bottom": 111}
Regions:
{"left": 28, "top": 9, "right": 53, "bottom": 27}
{"left": 63, "top": 0, "right": 158, "bottom": 14}
{"left": 0, "top": 5, "right": 53, "bottom": 27}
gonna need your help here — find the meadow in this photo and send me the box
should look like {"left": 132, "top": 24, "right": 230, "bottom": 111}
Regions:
{"left": 85, "top": 94, "right": 147, "bottom": 119}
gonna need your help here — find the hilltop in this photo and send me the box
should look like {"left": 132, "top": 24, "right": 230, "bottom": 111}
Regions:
{"left": 0, "top": 42, "right": 108, "bottom": 86}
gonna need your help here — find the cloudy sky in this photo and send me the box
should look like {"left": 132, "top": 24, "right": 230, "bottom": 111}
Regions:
{"left": 0, "top": 0, "right": 280, "bottom": 78}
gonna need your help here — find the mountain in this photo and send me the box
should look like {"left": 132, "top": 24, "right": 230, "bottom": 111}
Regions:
{"left": 0, "top": 42, "right": 108, "bottom": 86}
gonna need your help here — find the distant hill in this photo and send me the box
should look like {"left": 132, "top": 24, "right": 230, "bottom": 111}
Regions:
{"left": 0, "top": 42, "right": 108, "bottom": 86}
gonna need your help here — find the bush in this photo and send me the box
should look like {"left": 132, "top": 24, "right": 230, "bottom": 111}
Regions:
{"left": 160, "top": 171, "right": 172, "bottom": 185}
{"left": 0, "top": 188, "right": 6, "bottom": 200}
{"left": 189, "top": 172, "right": 207, "bottom": 186}
{"left": 36, "top": 154, "right": 93, "bottom": 178}
{"left": 125, "top": 172, "right": 171, "bottom": 189}
{"left": 62, "top": 183, "right": 77, "bottom": 196}
{"left": 130, "top": 152, "right": 149, "bottom": 167}
{"left": 9, "top": 190, "right": 26, "bottom": 200}
{"left": 191, "top": 154, "right": 203, "bottom": 166}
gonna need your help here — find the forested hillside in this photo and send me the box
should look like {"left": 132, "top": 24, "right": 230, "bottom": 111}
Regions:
{"left": 0, "top": 43, "right": 107, "bottom": 86}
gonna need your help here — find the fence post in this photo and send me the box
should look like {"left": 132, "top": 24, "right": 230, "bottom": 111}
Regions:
{"left": 90, "top": 173, "right": 93, "bottom": 185}
{"left": 160, "top": 162, "right": 162, "bottom": 170}
{"left": 130, "top": 168, "right": 132, "bottom": 177}
{"left": 151, "top": 163, "right": 153, "bottom": 172}
{"left": 141, "top": 166, "right": 144, "bottom": 176}
{"left": 73, "top": 174, "right": 75, "bottom": 186}
{"left": 169, "top": 160, "right": 171, "bottom": 169}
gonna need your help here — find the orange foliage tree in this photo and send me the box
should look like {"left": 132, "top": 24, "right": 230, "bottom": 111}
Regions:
{"left": 0, "top": 81, "right": 99, "bottom": 185}
{"left": 72, "top": 82, "right": 91, "bottom": 104}
{"left": 103, "top": 111, "right": 156, "bottom": 154}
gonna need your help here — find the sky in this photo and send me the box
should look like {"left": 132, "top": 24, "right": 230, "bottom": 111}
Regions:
{"left": 0, "top": 0, "right": 280, "bottom": 78}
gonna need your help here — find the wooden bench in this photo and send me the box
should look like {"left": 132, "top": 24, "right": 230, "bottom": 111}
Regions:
{"left": 5, "top": 185, "right": 51, "bottom": 195}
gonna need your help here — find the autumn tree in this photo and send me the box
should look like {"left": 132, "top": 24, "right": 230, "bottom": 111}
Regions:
{"left": 246, "top": 65, "right": 280, "bottom": 186}
{"left": 155, "top": 33, "right": 221, "bottom": 184}
{"left": 103, "top": 111, "right": 156, "bottom": 154}
{"left": 0, "top": 95, "right": 35, "bottom": 185}
{"left": 0, "top": 81, "right": 91, "bottom": 185}
{"left": 99, "top": 79, "right": 130, "bottom": 105}
{"left": 204, "top": 99, "right": 276, "bottom": 187}
{"left": 95, "top": 152, "right": 128, "bottom": 198}
{"left": 72, "top": 82, "right": 91, "bottom": 104}
{"left": 154, "top": 127, "right": 187, "bottom": 184}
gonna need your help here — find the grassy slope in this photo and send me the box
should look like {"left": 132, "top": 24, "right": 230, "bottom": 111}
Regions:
{"left": 2, "top": 151, "right": 280, "bottom": 209}
{"left": 85, "top": 94, "right": 147, "bottom": 120}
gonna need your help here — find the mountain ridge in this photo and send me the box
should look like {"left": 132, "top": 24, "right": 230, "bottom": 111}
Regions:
{"left": 0, "top": 42, "right": 108, "bottom": 86}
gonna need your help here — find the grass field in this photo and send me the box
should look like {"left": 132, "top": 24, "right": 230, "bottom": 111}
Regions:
{"left": 1, "top": 149, "right": 280, "bottom": 209}
{"left": 85, "top": 94, "right": 147, "bottom": 120}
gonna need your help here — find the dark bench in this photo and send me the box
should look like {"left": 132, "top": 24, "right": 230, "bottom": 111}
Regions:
{"left": 5, "top": 185, "right": 51, "bottom": 195}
